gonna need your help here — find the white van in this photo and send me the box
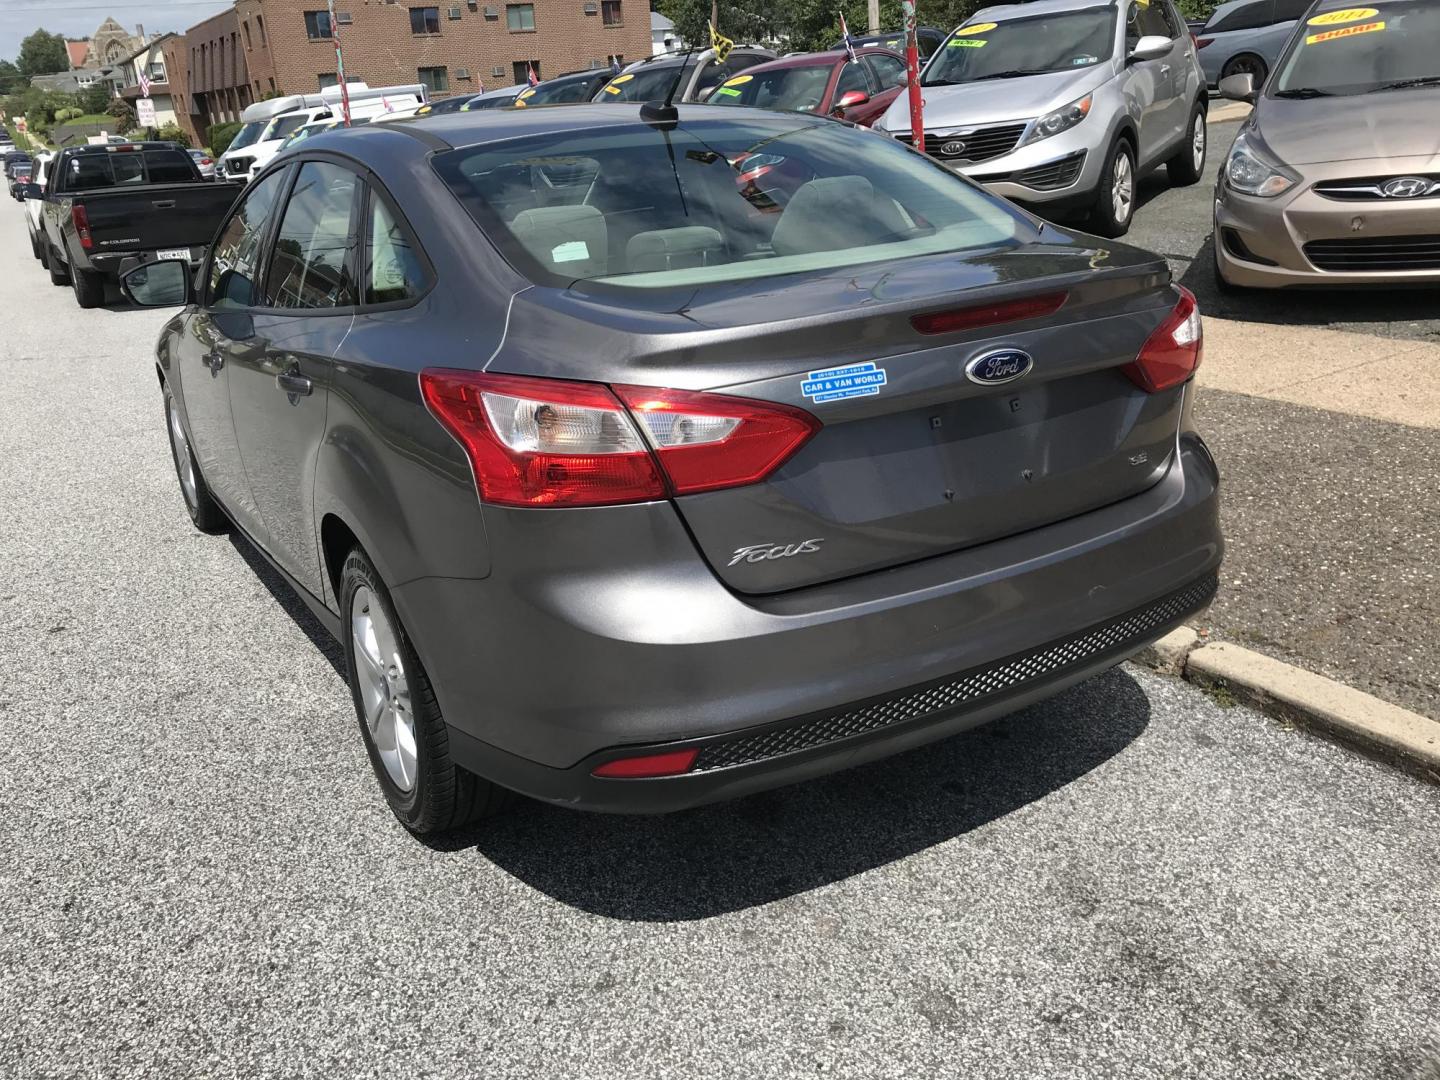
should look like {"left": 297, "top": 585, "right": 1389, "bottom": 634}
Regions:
{"left": 218, "top": 82, "right": 427, "bottom": 183}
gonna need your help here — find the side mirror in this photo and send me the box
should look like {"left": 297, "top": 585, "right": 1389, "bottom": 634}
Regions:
{"left": 120, "top": 259, "right": 192, "bottom": 308}
{"left": 1218, "top": 72, "right": 1257, "bottom": 103}
{"left": 834, "top": 89, "right": 870, "bottom": 112}
{"left": 16, "top": 182, "right": 41, "bottom": 200}
{"left": 1127, "top": 35, "right": 1172, "bottom": 63}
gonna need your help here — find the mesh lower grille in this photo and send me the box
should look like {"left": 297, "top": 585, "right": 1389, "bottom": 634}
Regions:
{"left": 1303, "top": 236, "right": 1440, "bottom": 272}
{"left": 691, "top": 574, "right": 1218, "bottom": 772}
{"left": 1014, "top": 152, "right": 1086, "bottom": 191}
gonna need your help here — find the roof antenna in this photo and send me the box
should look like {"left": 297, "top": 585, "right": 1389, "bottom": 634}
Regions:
{"left": 640, "top": 42, "right": 695, "bottom": 130}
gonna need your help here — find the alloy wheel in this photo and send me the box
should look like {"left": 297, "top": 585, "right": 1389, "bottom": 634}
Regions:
{"left": 350, "top": 585, "right": 418, "bottom": 792}
{"left": 1192, "top": 115, "right": 1206, "bottom": 170}
{"left": 1112, "top": 150, "right": 1134, "bottom": 224}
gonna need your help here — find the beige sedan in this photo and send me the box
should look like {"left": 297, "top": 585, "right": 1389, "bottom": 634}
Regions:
{"left": 1213, "top": 0, "right": 1440, "bottom": 290}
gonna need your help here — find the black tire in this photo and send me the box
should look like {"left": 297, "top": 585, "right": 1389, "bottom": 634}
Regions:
{"left": 47, "top": 243, "right": 70, "bottom": 286}
{"left": 28, "top": 226, "right": 40, "bottom": 261}
{"left": 1221, "top": 53, "right": 1267, "bottom": 88}
{"left": 1089, "top": 137, "right": 1137, "bottom": 238}
{"left": 1167, "top": 103, "right": 1208, "bottom": 187}
{"left": 340, "top": 547, "right": 509, "bottom": 834}
{"left": 162, "top": 381, "right": 227, "bottom": 533}
{"left": 37, "top": 236, "right": 49, "bottom": 269}
{"left": 72, "top": 267, "right": 105, "bottom": 309}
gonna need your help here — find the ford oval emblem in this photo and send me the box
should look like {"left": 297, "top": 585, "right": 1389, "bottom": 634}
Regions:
{"left": 965, "top": 348, "right": 1033, "bottom": 386}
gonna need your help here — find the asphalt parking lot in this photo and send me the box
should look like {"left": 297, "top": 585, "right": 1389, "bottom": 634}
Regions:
{"left": 2, "top": 154, "right": 1439, "bottom": 1078}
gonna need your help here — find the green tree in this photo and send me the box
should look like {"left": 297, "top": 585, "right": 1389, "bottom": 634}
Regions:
{"left": 105, "top": 94, "right": 136, "bottom": 131}
{"left": 17, "top": 30, "right": 69, "bottom": 78}
{"left": 156, "top": 122, "right": 191, "bottom": 148}
{"left": 78, "top": 84, "right": 110, "bottom": 115}
{"left": 0, "top": 60, "right": 23, "bottom": 96}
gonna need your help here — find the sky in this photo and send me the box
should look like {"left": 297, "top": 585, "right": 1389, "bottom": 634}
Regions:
{"left": 0, "top": 0, "right": 231, "bottom": 64}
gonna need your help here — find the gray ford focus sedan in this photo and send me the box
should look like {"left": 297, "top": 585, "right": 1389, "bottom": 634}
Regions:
{"left": 123, "top": 104, "right": 1221, "bottom": 832}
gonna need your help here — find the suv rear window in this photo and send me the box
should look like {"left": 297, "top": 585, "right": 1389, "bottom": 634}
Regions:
{"left": 432, "top": 117, "right": 1027, "bottom": 289}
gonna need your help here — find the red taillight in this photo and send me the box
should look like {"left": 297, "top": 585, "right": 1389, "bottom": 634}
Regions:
{"left": 1124, "top": 286, "right": 1203, "bottom": 394}
{"left": 71, "top": 204, "right": 92, "bottom": 251}
{"left": 592, "top": 748, "right": 699, "bottom": 779}
{"left": 911, "top": 292, "right": 1068, "bottom": 335}
{"left": 419, "top": 370, "right": 819, "bottom": 508}
{"left": 612, "top": 385, "right": 820, "bottom": 496}
{"left": 1195, "top": 36, "right": 1212, "bottom": 48}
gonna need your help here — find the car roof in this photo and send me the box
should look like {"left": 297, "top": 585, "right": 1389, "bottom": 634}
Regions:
{"left": 377, "top": 102, "right": 836, "bottom": 153}
{"left": 62, "top": 141, "right": 185, "bottom": 154}
{"left": 741, "top": 47, "right": 904, "bottom": 73}
{"left": 973, "top": 0, "right": 1115, "bottom": 19}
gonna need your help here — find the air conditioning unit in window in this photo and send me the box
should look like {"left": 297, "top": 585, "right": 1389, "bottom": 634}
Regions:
{"left": 448, "top": 5, "right": 462, "bottom": 18}
{"left": 583, "top": 1, "right": 598, "bottom": 12}
{"left": 483, "top": 5, "right": 499, "bottom": 17}
{"left": 467, "top": 0, "right": 478, "bottom": 8}
{"left": 335, "top": 11, "right": 353, "bottom": 24}
{"left": 491, "top": 64, "right": 504, "bottom": 77}
{"left": 456, "top": 67, "right": 471, "bottom": 79}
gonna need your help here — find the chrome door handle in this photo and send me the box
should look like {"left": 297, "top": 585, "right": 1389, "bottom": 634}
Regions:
{"left": 201, "top": 351, "right": 223, "bottom": 373}
{"left": 276, "top": 370, "right": 312, "bottom": 397}
{"left": 1160, "top": 64, "right": 1172, "bottom": 74}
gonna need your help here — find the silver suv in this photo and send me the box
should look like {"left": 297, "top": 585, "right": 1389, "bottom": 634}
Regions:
{"left": 876, "top": 0, "right": 1209, "bottom": 236}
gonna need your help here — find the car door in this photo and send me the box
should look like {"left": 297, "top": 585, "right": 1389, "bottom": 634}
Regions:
{"left": 1122, "top": 0, "right": 1182, "bottom": 167}
{"left": 859, "top": 52, "right": 908, "bottom": 125}
{"left": 829, "top": 56, "right": 879, "bottom": 123}
{"left": 180, "top": 167, "right": 291, "bottom": 540}
{"left": 1155, "top": 0, "right": 1194, "bottom": 134}
{"left": 225, "top": 159, "right": 362, "bottom": 597}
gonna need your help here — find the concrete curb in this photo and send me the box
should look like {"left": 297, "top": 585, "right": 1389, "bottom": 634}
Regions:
{"left": 1133, "top": 633, "right": 1440, "bottom": 780}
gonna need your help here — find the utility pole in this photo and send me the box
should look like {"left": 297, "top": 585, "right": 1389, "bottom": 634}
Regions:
{"left": 327, "top": 0, "right": 352, "bottom": 125}
{"left": 902, "top": 0, "right": 923, "bottom": 145}
{"left": 867, "top": 0, "right": 880, "bottom": 33}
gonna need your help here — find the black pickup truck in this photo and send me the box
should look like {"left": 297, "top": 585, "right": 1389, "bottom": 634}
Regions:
{"left": 31, "top": 141, "right": 241, "bottom": 309}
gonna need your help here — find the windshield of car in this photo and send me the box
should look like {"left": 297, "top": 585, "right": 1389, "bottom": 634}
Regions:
{"left": 922, "top": 8, "right": 1116, "bottom": 85}
{"left": 707, "top": 65, "right": 834, "bottom": 112}
{"left": 1272, "top": 1, "right": 1440, "bottom": 96}
{"left": 264, "top": 114, "right": 315, "bottom": 142}
{"left": 521, "top": 75, "right": 604, "bottom": 105}
{"left": 227, "top": 120, "right": 268, "bottom": 152}
{"left": 464, "top": 92, "right": 517, "bottom": 110}
{"left": 598, "top": 65, "right": 687, "bottom": 101}
{"left": 432, "top": 116, "right": 1027, "bottom": 289}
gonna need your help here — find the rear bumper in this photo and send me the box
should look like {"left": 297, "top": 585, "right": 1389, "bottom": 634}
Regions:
{"left": 393, "top": 427, "right": 1222, "bottom": 812}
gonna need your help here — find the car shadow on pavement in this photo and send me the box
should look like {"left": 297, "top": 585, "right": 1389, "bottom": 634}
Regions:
{"left": 227, "top": 533, "right": 346, "bottom": 678}
{"left": 434, "top": 669, "right": 1151, "bottom": 922}
{"left": 1178, "top": 233, "right": 1440, "bottom": 332}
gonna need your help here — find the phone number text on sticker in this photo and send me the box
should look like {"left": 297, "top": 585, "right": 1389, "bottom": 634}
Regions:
{"left": 801, "top": 362, "right": 888, "bottom": 403}
{"left": 1305, "top": 19, "right": 1384, "bottom": 44}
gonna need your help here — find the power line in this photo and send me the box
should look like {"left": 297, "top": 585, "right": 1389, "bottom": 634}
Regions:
{"left": 0, "top": 2, "right": 231, "bottom": 11}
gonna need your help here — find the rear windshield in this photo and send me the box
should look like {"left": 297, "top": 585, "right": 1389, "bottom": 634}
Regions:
{"left": 708, "top": 65, "right": 834, "bottom": 113}
{"left": 62, "top": 149, "right": 195, "bottom": 189}
{"left": 432, "top": 117, "right": 1027, "bottom": 289}
{"left": 227, "top": 120, "right": 268, "bottom": 152}
{"left": 922, "top": 8, "right": 1117, "bottom": 85}
{"left": 1272, "top": 1, "right": 1440, "bottom": 95}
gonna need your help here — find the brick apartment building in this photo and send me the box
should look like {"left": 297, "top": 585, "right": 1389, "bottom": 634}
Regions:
{"left": 170, "top": 0, "right": 650, "bottom": 145}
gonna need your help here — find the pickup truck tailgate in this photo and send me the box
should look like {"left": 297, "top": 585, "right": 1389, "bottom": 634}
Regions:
{"left": 81, "top": 183, "right": 241, "bottom": 254}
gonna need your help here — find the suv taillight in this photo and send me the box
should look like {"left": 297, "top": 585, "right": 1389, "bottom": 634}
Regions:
{"left": 420, "top": 370, "right": 820, "bottom": 508}
{"left": 1124, "top": 286, "right": 1203, "bottom": 393}
{"left": 71, "top": 204, "right": 92, "bottom": 251}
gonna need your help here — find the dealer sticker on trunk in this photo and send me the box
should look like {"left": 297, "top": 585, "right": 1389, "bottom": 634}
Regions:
{"left": 801, "top": 362, "right": 888, "bottom": 403}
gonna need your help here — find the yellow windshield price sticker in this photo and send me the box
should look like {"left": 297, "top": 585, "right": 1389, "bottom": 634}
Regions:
{"left": 519, "top": 88, "right": 536, "bottom": 99}
{"left": 604, "top": 84, "right": 623, "bottom": 94}
{"left": 612, "top": 73, "right": 634, "bottom": 83}
{"left": 955, "top": 22, "right": 997, "bottom": 35}
{"left": 1306, "top": 19, "right": 1384, "bottom": 43}
{"left": 1308, "top": 7, "right": 1378, "bottom": 24}
{"left": 723, "top": 74, "right": 753, "bottom": 86}
{"left": 948, "top": 38, "right": 987, "bottom": 47}
{"left": 715, "top": 86, "right": 742, "bottom": 97}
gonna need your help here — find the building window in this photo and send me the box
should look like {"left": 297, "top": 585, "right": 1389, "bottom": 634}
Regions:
{"left": 410, "top": 7, "right": 441, "bottom": 33}
{"left": 506, "top": 4, "right": 535, "bottom": 31}
{"left": 243, "top": 20, "right": 252, "bottom": 49}
{"left": 601, "top": 0, "right": 621, "bottom": 25}
{"left": 418, "top": 65, "right": 449, "bottom": 92}
{"left": 149, "top": 61, "right": 165, "bottom": 81}
{"left": 304, "top": 10, "right": 333, "bottom": 38}
{"left": 268, "top": 77, "right": 276, "bottom": 93}
{"left": 318, "top": 72, "right": 338, "bottom": 89}
{"left": 257, "top": 15, "right": 267, "bottom": 45}
{"left": 511, "top": 60, "right": 540, "bottom": 83}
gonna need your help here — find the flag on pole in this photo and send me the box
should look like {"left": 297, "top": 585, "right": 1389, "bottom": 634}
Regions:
{"left": 709, "top": 21, "right": 734, "bottom": 62}
{"left": 609, "top": 54, "right": 622, "bottom": 75}
{"left": 839, "top": 12, "right": 858, "bottom": 63}
{"left": 526, "top": 62, "right": 539, "bottom": 87}
{"left": 139, "top": 71, "right": 151, "bottom": 97}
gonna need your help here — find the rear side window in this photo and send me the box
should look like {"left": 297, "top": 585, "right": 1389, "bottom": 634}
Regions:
{"left": 207, "top": 169, "right": 287, "bottom": 310}
{"left": 366, "top": 196, "right": 427, "bottom": 305}
{"left": 432, "top": 116, "right": 1027, "bottom": 290}
{"left": 865, "top": 53, "right": 907, "bottom": 89}
{"left": 143, "top": 150, "right": 196, "bottom": 183}
{"left": 265, "top": 162, "right": 360, "bottom": 309}
{"left": 1273, "top": 0, "right": 1310, "bottom": 18}
{"left": 1206, "top": 0, "right": 1276, "bottom": 33}
{"left": 1128, "top": 0, "right": 1174, "bottom": 43}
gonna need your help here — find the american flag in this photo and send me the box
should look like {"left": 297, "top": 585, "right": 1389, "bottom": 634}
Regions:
{"left": 526, "top": 62, "right": 538, "bottom": 87}
{"left": 139, "top": 71, "right": 151, "bottom": 97}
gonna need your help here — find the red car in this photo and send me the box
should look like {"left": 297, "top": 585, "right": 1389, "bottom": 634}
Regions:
{"left": 703, "top": 48, "right": 907, "bottom": 128}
